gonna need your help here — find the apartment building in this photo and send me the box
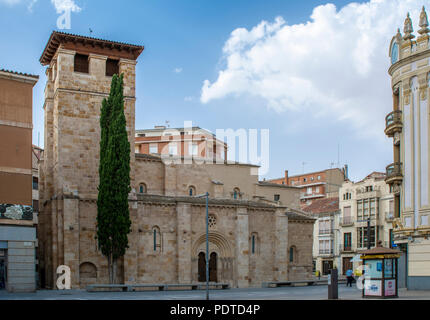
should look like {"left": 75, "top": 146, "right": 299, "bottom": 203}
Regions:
{"left": 268, "top": 167, "right": 347, "bottom": 208}
{"left": 338, "top": 172, "right": 395, "bottom": 276}
{"left": 386, "top": 9, "right": 430, "bottom": 289}
{"left": 32, "top": 145, "right": 43, "bottom": 224}
{"left": 304, "top": 197, "right": 341, "bottom": 275}
{"left": 135, "top": 126, "right": 228, "bottom": 161}
{"left": 0, "top": 69, "right": 38, "bottom": 292}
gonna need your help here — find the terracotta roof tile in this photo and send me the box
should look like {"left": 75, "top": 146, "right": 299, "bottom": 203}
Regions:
{"left": 303, "top": 197, "right": 339, "bottom": 215}
{"left": 40, "top": 31, "right": 144, "bottom": 65}
{"left": 0, "top": 69, "right": 39, "bottom": 79}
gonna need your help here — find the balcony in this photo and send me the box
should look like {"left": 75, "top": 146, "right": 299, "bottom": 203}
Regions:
{"left": 340, "top": 216, "right": 354, "bottom": 226}
{"left": 319, "top": 229, "right": 334, "bottom": 236}
{"left": 385, "top": 110, "right": 402, "bottom": 137}
{"left": 300, "top": 193, "right": 325, "bottom": 200}
{"left": 340, "top": 246, "right": 354, "bottom": 253}
{"left": 319, "top": 249, "right": 334, "bottom": 255}
{"left": 386, "top": 162, "right": 403, "bottom": 185}
{"left": 385, "top": 212, "right": 395, "bottom": 222}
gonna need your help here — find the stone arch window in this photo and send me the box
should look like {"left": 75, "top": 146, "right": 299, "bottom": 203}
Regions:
{"left": 152, "top": 226, "right": 162, "bottom": 252}
{"left": 189, "top": 185, "right": 196, "bottom": 197}
{"left": 139, "top": 183, "right": 147, "bottom": 194}
{"left": 289, "top": 246, "right": 297, "bottom": 263}
{"left": 208, "top": 214, "right": 217, "bottom": 229}
{"left": 250, "top": 232, "right": 259, "bottom": 255}
{"left": 79, "top": 262, "right": 97, "bottom": 279}
{"left": 233, "top": 188, "right": 241, "bottom": 200}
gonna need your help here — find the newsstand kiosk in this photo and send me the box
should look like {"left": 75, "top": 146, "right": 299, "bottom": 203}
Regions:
{"left": 360, "top": 244, "right": 402, "bottom": 299}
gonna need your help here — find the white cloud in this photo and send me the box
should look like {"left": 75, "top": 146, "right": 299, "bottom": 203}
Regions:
{"left": 201, "top": 0, "right": 428, "bottom": 137}
{"left": 51, "top": 0, "right": 81, "bottom": 13}
{"left": 27, "top": 0, "right": 36, "bottom": 11}
{"left": 0, "top": 0, "right": 36, "bottom": 11}
{"left": 174, "top": 67, "right": 183, "bottom": 73}
{"left": 0, "top": 0, "right": 81, "bottom": 13}
{"left": 0, "top": 0, "right": 21, "bottom": 5}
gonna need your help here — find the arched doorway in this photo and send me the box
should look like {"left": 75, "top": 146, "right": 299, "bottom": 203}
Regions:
{"left": 192, "top": 232, "right": 233, "bottom": 284}
{"left": 198, "top": 252, "right": 206, "bottom": 282}
{"left": 209, "top": 252, "right": 217, "bottom": 282}
{"left": 197, "top": 252, "right": 218, "bottom": 282}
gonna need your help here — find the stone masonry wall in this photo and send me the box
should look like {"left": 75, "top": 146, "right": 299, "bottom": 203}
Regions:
{"left": 288, "top": 220, "right": 314, "bottom": 280}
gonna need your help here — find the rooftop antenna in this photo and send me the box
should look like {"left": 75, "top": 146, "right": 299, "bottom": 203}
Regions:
{"left": 89, "top": 28, "right": 93, "bottom": 35}
{"left": 302, "top": 162, "right": 307, "bottom": 174}
{"left": 165, "top": 120, "right": 170, "bottom": 128}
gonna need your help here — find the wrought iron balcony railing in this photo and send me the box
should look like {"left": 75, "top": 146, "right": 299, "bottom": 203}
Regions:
{"left": 385, "top": 212, "right": 395, "bottom": 222}
{"left": 319, "top": 249, "right": 334, "bottom": 255}
{"left": 385, "top": 110, "right": 402, "bottom": 137}
{"left": 386, "top": 162, "right": 403, "bottom": 185}
{"left": 340, "top": 216, "right": 354, "bottom": 226}
{"left": 319, "top": 229, "right": 334, "bottom": 235}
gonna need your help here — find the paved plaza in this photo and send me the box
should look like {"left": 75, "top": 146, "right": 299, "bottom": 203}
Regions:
{"left": 0, "top": 285, "right": 429, "bottom": 300}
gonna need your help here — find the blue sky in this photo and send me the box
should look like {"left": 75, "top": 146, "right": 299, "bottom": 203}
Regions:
{"left": 1, "top": 0, "right": 428, "bottom": 182}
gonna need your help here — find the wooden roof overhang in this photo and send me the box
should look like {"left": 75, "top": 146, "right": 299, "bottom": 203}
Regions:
{"left": 40, "top": 31, "right": 144, "bottom": 66}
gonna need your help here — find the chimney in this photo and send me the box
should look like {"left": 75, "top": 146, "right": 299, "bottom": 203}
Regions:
{"left": 343, "top": 165, "right": 349, "bottom": 180}
{"left": 285, "top": 170, "right": 289, "bottom": 185}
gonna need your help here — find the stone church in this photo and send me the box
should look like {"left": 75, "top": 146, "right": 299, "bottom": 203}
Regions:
{"left": 37, "top": 31, "right": 315, "bottom": 289}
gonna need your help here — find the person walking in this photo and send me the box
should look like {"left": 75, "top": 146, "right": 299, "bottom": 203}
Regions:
{"left": 346, "top": 268, "right": 354, "bottom": 287}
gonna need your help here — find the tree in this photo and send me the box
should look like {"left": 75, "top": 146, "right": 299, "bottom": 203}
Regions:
{"left": 97, "top": 73, "right": 131, "bottom": 284}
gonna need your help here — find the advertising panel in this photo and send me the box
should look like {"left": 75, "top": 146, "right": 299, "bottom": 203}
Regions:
{"left": 364, "top": 280, "right": 382, "bottom": 296}
{"left": 385, "top": 279, "right": 396, "bottom": 296}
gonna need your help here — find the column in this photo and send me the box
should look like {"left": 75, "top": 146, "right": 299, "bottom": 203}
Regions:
{"left": 62, "top": 197, "right": 80, "bottom": 289}
{"left": 176, "top": 202, "right": 192, "bottom": 283}
{"left": 235, "top": 207, "right": 249, "bottom": 288}
{"left": 124, "top": 205, "right": 138, "bottom": 284}
{"left": 274, "top": 208, "right": 288, "bottom": 281}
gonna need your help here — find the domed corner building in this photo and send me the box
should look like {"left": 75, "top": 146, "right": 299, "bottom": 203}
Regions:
{"left": 36, "top": 31, "right": 316, "bottom": 289}
{"left": 386, "top": 7, "right": 430, "bottom": 290}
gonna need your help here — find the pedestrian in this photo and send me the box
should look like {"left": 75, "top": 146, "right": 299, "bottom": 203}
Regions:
{"left": 315, "top": 270, "right": 321, "bottom": 280}
{"left": 346, "top": 268, "right": 354, "bottom": 287}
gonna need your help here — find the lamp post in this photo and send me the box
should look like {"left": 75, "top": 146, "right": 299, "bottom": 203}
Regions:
{"left": 195, "top": 192, "right": 210, "bottom": 300}
{"left": 356, "top": 217, "right": 373, "bottom": 249}
{"left": 367, "top": 217, "right": 371, "bottom": 249}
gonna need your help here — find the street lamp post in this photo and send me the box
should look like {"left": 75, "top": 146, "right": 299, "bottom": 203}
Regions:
{"left": 367, "top": 217, "right": 371, "bottom": 249}
{"left": 356, "top": 217, "right": 373, "bottom": 249}
{"left": 195, "top": 192, "right": 210, "bottom": 300}
{"left": 205, "top": 192, "right": 209, "bottom": 300}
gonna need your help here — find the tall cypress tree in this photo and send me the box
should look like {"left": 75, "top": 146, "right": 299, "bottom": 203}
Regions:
{"left": 97, "top": 74, "right": 131, "bottom": 284}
